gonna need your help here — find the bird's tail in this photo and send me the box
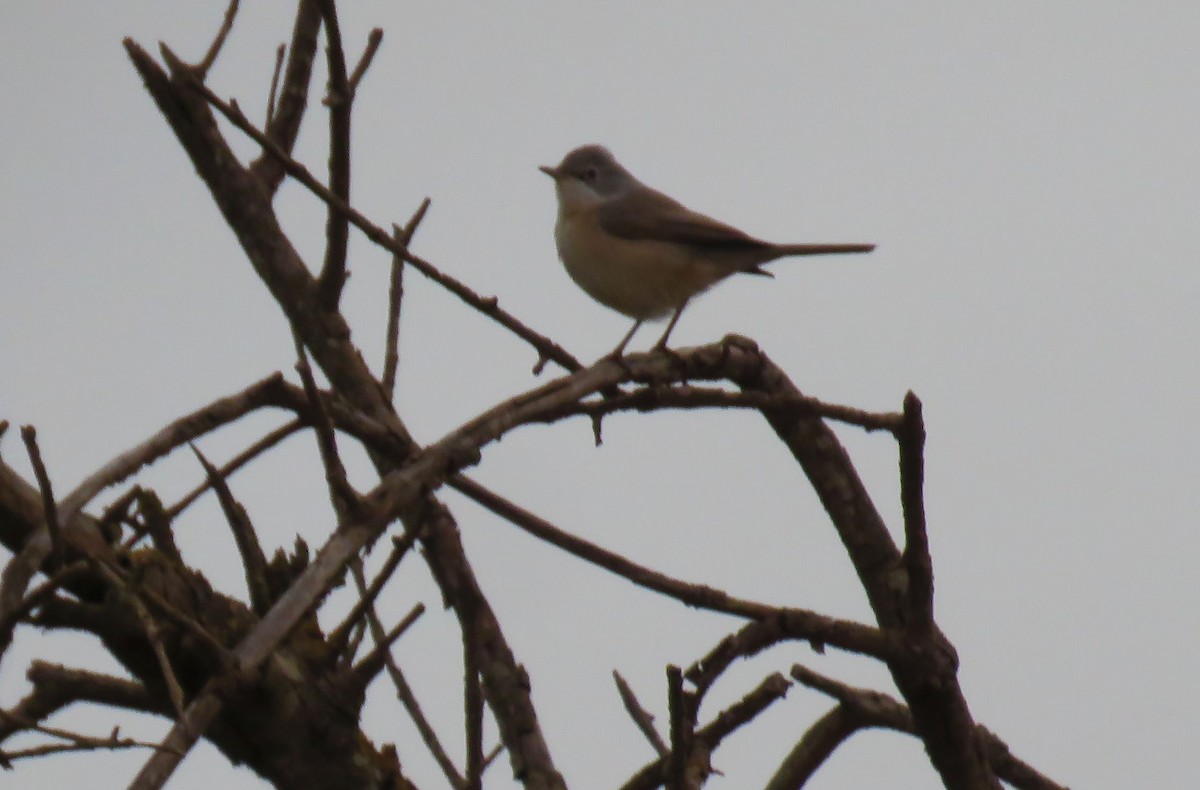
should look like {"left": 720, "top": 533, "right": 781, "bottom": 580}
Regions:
{"left": 745, "top": 242, "right": 875, "bottom": 275}
{"left": 774, "top": 243, "right": 876, "bottom": 256}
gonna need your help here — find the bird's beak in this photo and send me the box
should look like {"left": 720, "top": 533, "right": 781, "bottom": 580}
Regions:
{"left": 538, "top": 164, "right": 560, "bottom": 180}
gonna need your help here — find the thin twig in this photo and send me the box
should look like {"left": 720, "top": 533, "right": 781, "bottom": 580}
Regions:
{"left": 784, "top": 664, "right": 1068, "bottom": 790}
{"left": 116, "top": 575, "right": 187, "bottom": 720}
{"left": 696, "top": 672, "right": 790, "bottom": 748}
{"left": 293, "top": 335, "right": 361, "bottom": 517}
{"left": 347, "top": 28, "right": 384, "bottom": 93}
{"left": 164, "top": 418, "right": 303, "bottom": 522}
{"left": 899, "top": 391, "right": 933, "bottom": 633}
{"left": 99, "top": 486, "right": 142, "bottom": 542}
{"left": 350, "top": 558, "right": 465, "bottom": 788}
{"left": 0, "top": 561, "right": 88, "bottom": 656}
{"left": 134, "top": 489, "right": 180, "bottom": 563}
{"left": 450, "top": 474, "right": 893, "bottom": 659}
{"left": 481, "top": 742, "right": 504, "bottom": 774}
{"left": 382, "top": 199, "right": 432, "bottom": 400}
{"left": 58, "top": 373, "right": 286, "bottom": 526}
{"left": 613, "top": 671, "right": 668, "bottom": 757}
{"left": 327, "top": 531, "right": 418, "bottom": 657}
{"left": 464, "top": 626, "right": 484, "bottom": 790}
{"left": 351, "top": 603, "right": 425, "bottom": 688}
{"left": 545, "top": 386, "right": 902, "bottom": 433}
{"left": 189, "top": 444, "right": 272, "bottom": 615}
{"left": 621, "top": 674, "right": 790, "bottom": 790}
{"left": 186, "top": 79, "right": 585, "bottom": 373}
{"left": 251, "top": 0, "right": 321, "bottom": 190}
{"left": 1, "top": 663, "right": 161, "bottom": 743}
{"left": 0, "top": 712, "right": 172, "bottom": 765}
{"left": 196, "top": 0, "right": 240, "bottom": 77}
{"left": 19, "top": 426, "right": 62, "bottom": 563}
{"left": 315, "top": 0, "right": 351, "bottom": 309}
{"left": 265, "top": 43, "right": 286, "bottom": 126}
{"left": 666, "top": 665, "right": 690, "bottom": 789}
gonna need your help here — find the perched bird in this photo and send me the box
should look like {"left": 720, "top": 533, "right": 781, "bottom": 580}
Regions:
{"left": 540, "top": 145, "right": 874, "bottom": 357}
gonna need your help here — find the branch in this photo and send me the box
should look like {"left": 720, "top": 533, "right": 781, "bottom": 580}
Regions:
{"left": 189, "top": 445, "right": 272, "bottom": 615}
{"left": 18, "top": 426, "right": 61, "bottom": 563}
{"left": 0, "top": 713, "right": 169, "bottom": 767}
{"left": 622, "top": 672, "right": 790, "bottom": 790}
{"left": 350, "top": 603, "right": 425, "bottom": 689}
{"left": 347, "top": 28, "right": 383, "bottom": 93}
{"left": 292, "top": 336, "right": 362, "bottom": 517}
{"left": 326, "top": 532, "right": 417, "bottom": 659}
{"left": 545, "top": 385, "right": 902, "bottom": 434}
{"left": 350, "top": 558, "right": 465, "bottom": 788}
{"left": 696, "top": 671, "right": 790, "bottom": 750}
{"left": 181, "top": 70, "right": 585, "bottom": 374}
{"left": 666, "top": 665, "right": 694, "bottom": 789}
{"left": 58, "top": 373, "right": 286, "bottom": 525}
{"left": 195, "top": 0, "right": 240, "bottom": 78}
{"left": 450, "top": 475, "right": 893, "bottom": 659}
{"left": 463, "top": 626, "right": 484, "bottom": 790}
{"left": 264, "top": 43, "right": 285, "bottom": 125}
{"left": 314, "top": 0, "right": 352, "bottom": 308}
{"left": 382, "top": 199, "right": 431, "bottom": 400}
{"left": 613, "top": 671, "right": 668, "bottom": 758}
{"left": 127, "top": 40, "right": 567, "bottom": 785}
{"left": 250, "top": 0, "right": 321, "bottom": 190}
{"left": 899, "top": 390, "right": 933, "bottom": 633}
{"left": 0, "top": 662, "right": 161, "bottom": 744}
{"left": 164, "top": 418, "right": 303, "bottom": 521}
{"left": 785, "top": 664, "right": 1068, "bottom": 790}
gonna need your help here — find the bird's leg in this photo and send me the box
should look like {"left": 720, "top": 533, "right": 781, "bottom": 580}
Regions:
{"left": 651, "top": 300, "right": 689, "bottom": 352}
{"left": 604, "top": 319, "right": 643, "bottom": 361}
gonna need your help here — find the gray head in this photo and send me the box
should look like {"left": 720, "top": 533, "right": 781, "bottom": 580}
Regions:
{"left": 539, "top": 144, "right": 638, "bottom": 199}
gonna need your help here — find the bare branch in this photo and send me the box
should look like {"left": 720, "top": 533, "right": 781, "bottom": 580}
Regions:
{"left": 382, "top": 199, "right": 432, "bottom": 400}
{"left": 623, "top": 674, "right": 790, "bottom": 790}
{"left": 696, "top": 672, "right": 790, "bottom": 749}
{"left": 786, "top": 664, "right": 1067, "bottom": 790}
{"left": 58, "top": 373, "right": 286, "bottom": 526}
{"left": 450, "top": 475, "right": 893, "bottom": 659}
{"left": 292, "top": 336, "right": 362, "bottom": 517}
{"left": 765, "top": 705, "right": 858, "bottom": 790}
{"left": 899, "top": 390, "right": 933, "bottom": 633}
{"left": 126, "top": 584, "right": 188, "bottom": 720}
{"left": 464, "top": 626, "right": 484, "bottom": 790}
{"left": 196, "top": 0, "right": 240, "bottom": 78}
{"left": 183, "top": 74, "right": 585, "bottom": 374}
{"left": 351, "top": 603, "right": 425, "bottom": 688}
{"left": 350, "top": 558, "right": 465, "bottom": 788}
{"left": 251, "top": 0, "right": 322, "bottom": 191}
{"left": 348, "top": 28, "right": 384, "bottom": 93}
{"left": 327, "top": 531, "right": 418, "bottom": 658}
{"left": 666, "top": 665, "right": 695, "bottom": 789}
{"left": 264, "top": 43, "right": 286, "bottom": 126}
{"left": 164, "top": 418, "right": 303, "bottom": 521}
{"left": 314, "top": 0, "right": 352, "bottom": 309}
{"left": 19, "top": 426, "right": 61, "bottom": 563}
{"left": 133, "top": 489, "right": 180, "bottom": 563}
{"left": 613, "top": 671, "right": 668, "bottom": 758}
{"left": 0, "top": 711, "right": 171, "bottom": 766}
{"left": 530, "top": 384, "right": 902, "bottom": 433}
{"left": 189, "top": 445, "right": 272, "bottom": 615}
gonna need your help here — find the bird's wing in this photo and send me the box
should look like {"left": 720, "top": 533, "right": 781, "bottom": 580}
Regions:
{"left": 597, "top": 188, "right": 773, "bottom": 252}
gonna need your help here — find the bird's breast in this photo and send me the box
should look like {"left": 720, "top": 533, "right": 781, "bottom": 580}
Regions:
{"left": 554, "top": 209, "right": 728, "bottom": 320}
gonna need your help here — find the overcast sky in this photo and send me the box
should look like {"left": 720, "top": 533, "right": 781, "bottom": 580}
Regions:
{"left": 2, "top": 3, "right": 1197, "bottom": 788}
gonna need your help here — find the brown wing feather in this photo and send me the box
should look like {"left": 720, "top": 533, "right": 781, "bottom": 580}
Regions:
{"left": 597, "top": 188, "right": 773, "bottom": 252}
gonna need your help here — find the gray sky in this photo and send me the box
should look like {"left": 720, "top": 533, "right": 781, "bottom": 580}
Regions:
{"left": 2, "top": 3, "right": 1197, "bottom": 787}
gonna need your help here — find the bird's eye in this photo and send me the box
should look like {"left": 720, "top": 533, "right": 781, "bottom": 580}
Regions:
{"left": 582, "top": 167, "right": 598, "bottom": 182}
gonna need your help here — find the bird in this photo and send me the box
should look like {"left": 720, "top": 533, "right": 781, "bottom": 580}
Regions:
{"left": 539, "top": 144, "right": 875, "bottom": 358}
